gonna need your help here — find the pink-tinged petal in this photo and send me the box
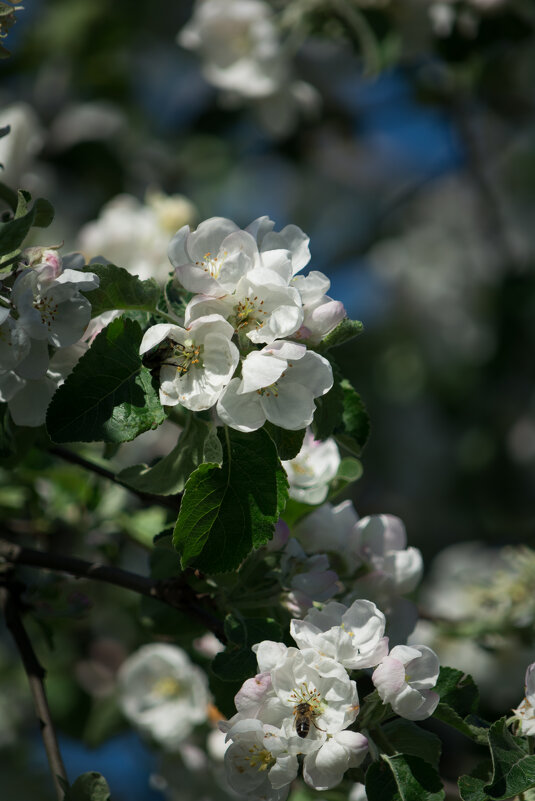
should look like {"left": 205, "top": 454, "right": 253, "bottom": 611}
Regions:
{"left": 404, "top": 645, "right": 440, "bottom": 690}
{"left": 235, "top": 672, "right": 273, "bottom": 712}
{"left": 372, "top": 656, "right": 406, "bottom": 700}
{"left": 217, "top": 378, "right": 266, "bottom": 432}
{"left": 392, "top": 688, "right": 439, "bottom": 721}
{"left": 333, "top": 730, "right": 368, "bottom": 767}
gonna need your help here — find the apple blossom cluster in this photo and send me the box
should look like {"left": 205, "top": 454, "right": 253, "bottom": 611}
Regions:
{"left": 177, "top": 0, "right": 319, "bottom": 136}
{"left": 140, "top": 215, "right": 346, "bottom": 432}
{"left": 0, "top": 247, "right": 98, "bottom": 426}
{"left": 221, "top": 598, "right": 440, "bottom": 799}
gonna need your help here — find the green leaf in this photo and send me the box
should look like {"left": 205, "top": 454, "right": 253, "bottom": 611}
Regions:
{"left": 458, "top": 775, "right": 490, "bottom": 801}
{"left": 326, "top": 456, "right": 363, "bottom": 499}
{"left": 382, "top": 719, "right": 442, "bottom": 769}
{"left": 312, "top": 369, "right": 344, "bottom": 441}
{"left": 335, "top": 379, "right": 370, "bottom": 456}
{"left": 319, "top": 318, "right": 363, "bottom": 350}
{"left": 118, "top": 416, "right": 222, "bottom": 496}
{"left": 0, "top": 191, "right": 54, "bottom": 259}
{"left": 173, "top": 427, "right": 288, "bottom": 573}
{"left": 84, "top": 263, "right": 161, "bottom": 316}
{"left": 484, "top": 717, "right": 535, "bottom": 799}
{"left": 263, "top": 422, "right": 306, "bottom": 460}
{"left": 211, "top": 643, "right": 257, "bottom": 682}
{"left": 433, "top": 666, "right": 481, "bottom": 741}
{"left": 366, "top": 754, "right": 445, "bottom": 801}
{"left": 64, "top": 772, "right": 111, "bottom": 801}
{"left": 435, "top": 667, "right": 479, "bottom": 717}
{"left": 46, "top": 317, "right": 165, "bottom": 443}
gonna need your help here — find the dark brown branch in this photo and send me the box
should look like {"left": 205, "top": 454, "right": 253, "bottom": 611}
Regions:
{"left": 0, "top": 538, "right": 226, "bottom": 644}
{"left": 0, "top": 576, "right": 68, "bottom": 800}
{"left": 49, "top": 446, "right": 182, "bottom": 513}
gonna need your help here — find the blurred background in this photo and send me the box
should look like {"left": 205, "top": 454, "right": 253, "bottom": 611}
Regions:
{"left": 1, "top": 0, "right": 535, "bottom": 797}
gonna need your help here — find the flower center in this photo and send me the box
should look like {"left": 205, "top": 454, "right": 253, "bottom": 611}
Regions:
{"left": 34, "top": 294, "right": 59, "bottom": 327}
{"left": 195, "top": 251, "right": 227, "bottom": 279}
{"left": 152, "top": 676, "right": 184, "bottom": 699}
{"left": 289, "top": 681, "right": 324, "bottom": 713}
{"left": 233, "top": 295, "right": 267, "bottom": 333}
{"left": 170, "top": 339, "right": 203, "bottom": 375}
{"left": 244, "top": 744, "right": 276, "bottom": 772}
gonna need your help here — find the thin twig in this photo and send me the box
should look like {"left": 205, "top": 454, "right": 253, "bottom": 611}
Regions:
{"left": 49, "top": 446, "right": 182, "bottom": 512}
{"left": 0, "top": 538, "right": 226, "bottom": 643}
{"left": 0, "top": 576, "right": 68, "bottom": 800}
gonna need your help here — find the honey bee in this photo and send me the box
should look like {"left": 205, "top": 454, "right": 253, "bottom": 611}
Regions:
{"left": 294, "top": 701, "right": 325, "bottom": 739}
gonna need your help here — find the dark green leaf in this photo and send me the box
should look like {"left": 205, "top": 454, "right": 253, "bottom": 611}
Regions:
{"left": 0, "top": 191, "right": 54, "bottom": 259}
{"left": 212, "top": 643, "right": 257, "bottom": 682}
{"left": 319, "top": 318, "right": 364, "bottom": 350}
{"left": 84, "top": 263, "right": 161, "bottom": 316}
{"left": 64, "top": 772, "right": 111, "bottom": 801}
{"left": 118, "top": 416, "right": 222, "bottom": 496}
{"left": 382, "top": 719, "right": 442, "bottom": 769}
{"left": 0, "top": 403, "right": 37, "bottom": 464}
{"left": 484, "top": 717, "right": 535, "bottom": 799}
{"left": 264, "top": 422, "right": 306, "bottom": 460}
{"left": 335, "top": 379, "right": 370, "bottom": 456}
{"left": 458, "top": 775, "right": 489, "bottom": 801}
{"left": 435, "top": 667, "right": 479, "bottom": 717}
{"left": 366, "top": 754, "right": 445, "bottom": 801}
{"left": 312, "top": 370, "right": 344, "bottom": 441}
{"left": 173, "top": 427, "right": 288, "bottom": 573}
{"left": 46, "top": 317, "right": 165, "bottom": 443}
{"left": 224, "top": 614, "right": 282, "bottom": 647}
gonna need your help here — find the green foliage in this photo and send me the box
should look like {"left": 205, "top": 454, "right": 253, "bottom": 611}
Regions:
{"left": 312, "top": 366, "right": 370, "bottom": 456}
{"left": 0, "top": 178, "right": 17, "bottom": 211}
{"left": 173, "top": 427, "right": 288, "bottom": 573}
{"left": 0, "top": 402, "right": 36, "bottom": 464}
{"left": 382, "top": 719, "right": 442, "bottom": 770}
{"left": 319, "top": 318, "right": 364, "bottom": 351}
{"left": 433, "top": 666, "right": 481, "bottom": 741}
{"left": 366, "top": 754, "right": 445, "bottom": 801}
{"left": 263, "top": 422, "right": 306, "bottom": 460}
{"left": 62, "top": 772, "right": 111, "bottom": 801}
{"left": 212, "top": 614, "right": 282, "bottom": 682}
{"left": 485, "top": 718, "right": 535, "bottom": 799}
{"left": 83, "top": 262, "right": 161, "bottom": 316}
{"left": 118, "top": 416, "right": 222, "bottom": 496}
{"left": 46, "top": 317, "right": 165, "bottom": 443}
{"left": 0, "top": 190, "right": 54, "bottom": 266}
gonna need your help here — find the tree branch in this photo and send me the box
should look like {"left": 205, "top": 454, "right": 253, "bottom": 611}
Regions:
{"left": 0, "top": 538, "right": 226, "bottom": 644}
{"left": 0, "top": 575, "right": 68, "bottom": 800}
{"left": 49, "top": 446, "right": 182, "bottom": 513}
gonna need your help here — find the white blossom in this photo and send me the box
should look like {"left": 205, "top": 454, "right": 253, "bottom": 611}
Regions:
{"left": 140, "top": 316, "right": 239, "bottom": 410}
{"left": 184, "top": 272, "right": 303, "bottom": 344}
{"left": 0, "top": 308, "right": 30, "bottom": 373}
{"left": 349, "top": 783, "right": 368, "bottom": 801}
{"left": 246, "top": 216, "right": 311, "bottom": 276}
{"left": 169, "top": 217, "right": 263, "bottom": 295}
{"left": 12, "top": 263, "right": 99, "bottom": 349}
{"left": 217, "top": 340, "right": 333, "bottom": 432}
{"left": 225, "top": 719, "right": 297, "bottom": 801}
{"left": 282, "top": 431, "right": 340, "bottom": 505}
{"left": 77, "top": 191, "right": 197, "bottom": 284}
{"left": 372, "top": 644, "right": 440, "bottom": 721}
{"left": 302, "top": 730, "right": 368, "bottom": 791}
{"left": 280, "top": 538, "right": 339, "bottom": 616}
{"left": 118, "top": 643, "right": 210, "bottom": 749}
{"left": 512, "top": 662, "right": 535, "bottom": 736}
{"left": 178, "top": 0, "right": 286, "bottom": 100}
{"left": 290, "top": 600, "right": 389, "bottom": 670}
{"left": 349, "top": 514, "right": 423, "bottom": 594}
{"left": 293, "top": 499, "right": 359, "bottom": 560}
